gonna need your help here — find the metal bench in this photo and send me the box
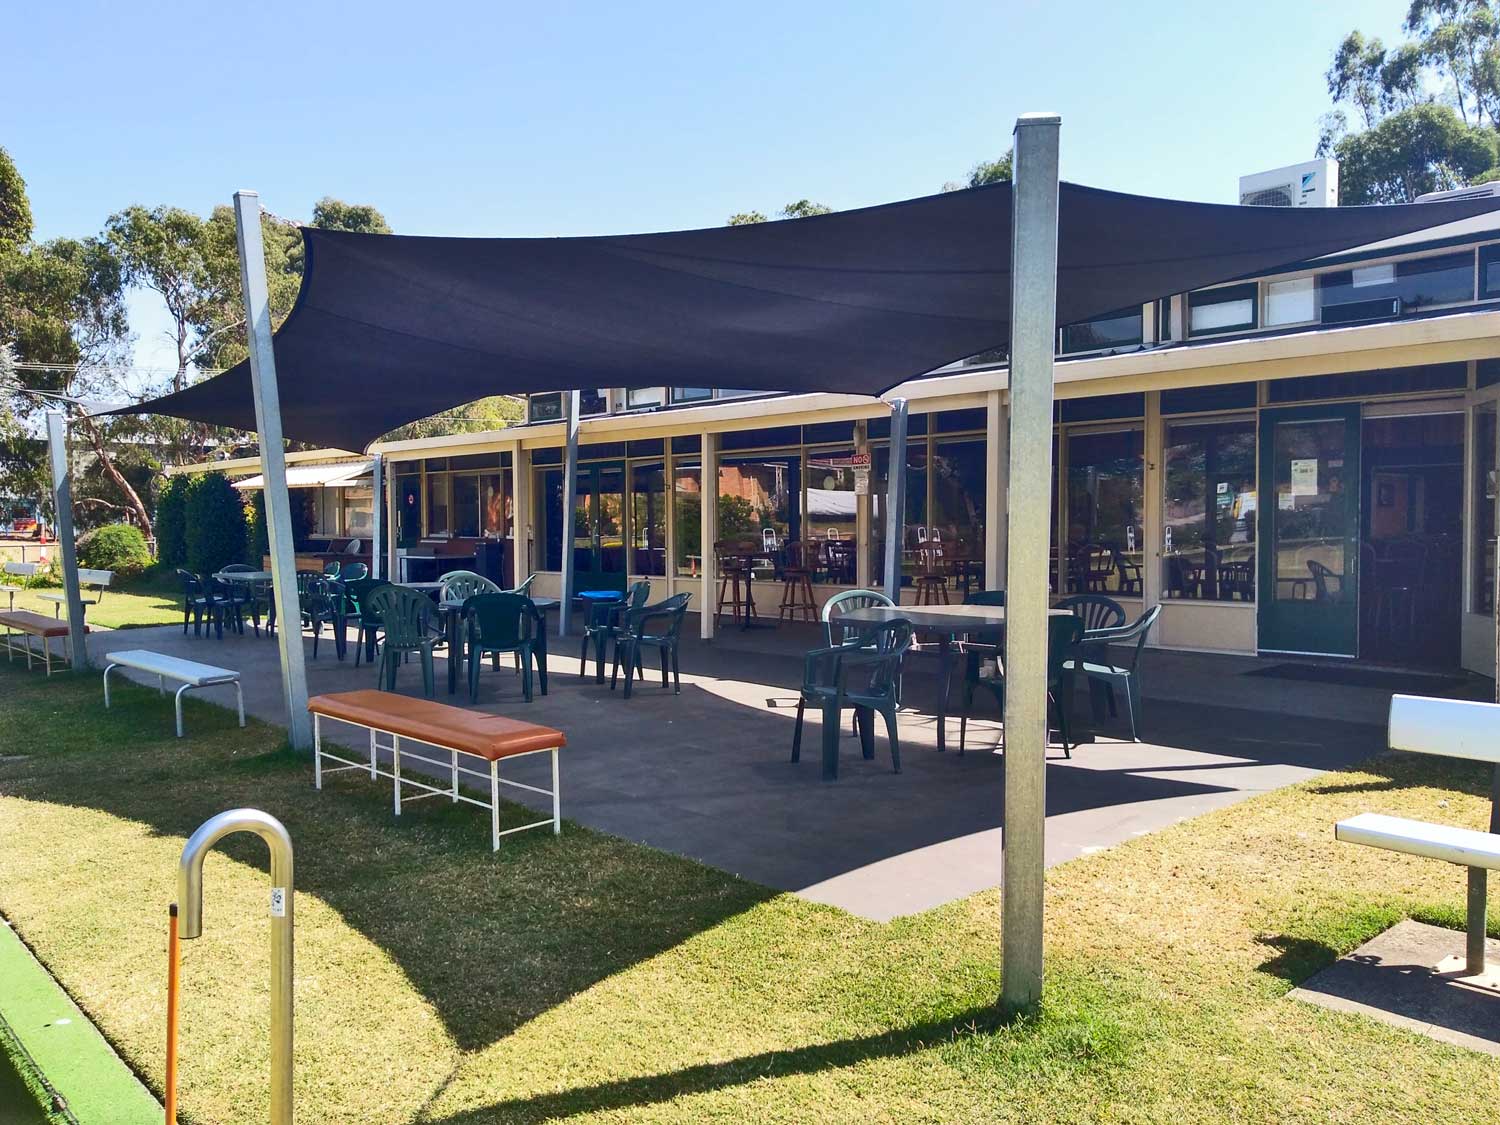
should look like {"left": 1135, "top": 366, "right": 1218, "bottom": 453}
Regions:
{"left": 103, "top": 649, "right": 245, "bottom": 738}
{"left": 2, "top": 561, "right": 38, "bottom": 612}
{"left": 0, "top": 609, "right": 74, "bottom": 674}
{"left": 38, "top": 568, "right": 113, "bottom": 618}
{"left": 1335, "top": 694, "right": 1500, "bottom": 975}
{"left": 309, "top": 690, "right": 565, "bottom": 850}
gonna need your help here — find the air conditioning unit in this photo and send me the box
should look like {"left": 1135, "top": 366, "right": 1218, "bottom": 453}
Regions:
{"left": 1415, "top": 181, "right": 1500, "bottom": 203}
{"left": 1238, "top": 159, "right": 1338, "bottom": 208}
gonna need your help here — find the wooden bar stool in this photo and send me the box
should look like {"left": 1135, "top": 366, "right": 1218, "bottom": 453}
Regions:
{"left": 914, "top": 548, "right": 949, "bottom": 606}
{"left": 778, "top": 541, "right": 818, "bottom": 623}
{"left": 714, "top": 541, "right": 754, "bottom": 627}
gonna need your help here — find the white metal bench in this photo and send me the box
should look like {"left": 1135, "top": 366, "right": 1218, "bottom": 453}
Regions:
{"left": 2, "top": 561, "right": 37, "bottom": 612}
{"left": 1335, "top": 694, "right": 1500, "bottom": 975}
{"left": 38, "top": 568, "right": 113, "bottom": 618}
{"left": 103, "top": 649, "right": 245, "bottom": 738}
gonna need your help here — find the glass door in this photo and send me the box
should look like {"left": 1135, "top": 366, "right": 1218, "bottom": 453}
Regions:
{"left": 1257, "top": 405, "right": 1361, "bottom": 655}
{"left": 573, "top": 462, "right": 628, "bottom": 594}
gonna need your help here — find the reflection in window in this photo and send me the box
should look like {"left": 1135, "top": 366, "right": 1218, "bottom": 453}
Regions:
{"left": 1318, "top": 251, "right": 1474, "bottom": 317}
{"left": 1065, "top": 428, "right": 1143, "bottom": 595}
{"left": 536, "top": 468, "right": 563, "bottom": 571}
{"left": 871, "top": 444, "right": 927, "bottom": 587}
{"left": 1475, "top": 408, "right": 1496, "bottom": 614}
{"left": 482, "top": 471, "right": 510, "bottom": 537}
{"left": 673, "top": 463, "right": 702, "bottom": 576}
{"left": 453, "top": 474, "right": 480, "bottom": 538}
{"left": 631, "top": 463, "right": 666, "bottom": 576}
{"left": 1189, "top": 283, "right": 1257, "bottom": 335}
{"left": 1162, "top": 420, "right": 1256, "bottom": 601}
{"left": 426, "top": 474, "right": 450, "bottom": 536}
{"left": 1059, "top": 306, "right": 1143, "bottom": 354}
{"left": 719, "top": 455, "right": 800, "bottom": 551}
{"left": 930, "top": 440, "right": 987, "bottom": 587}
{"left": 806, "top": 449, "right": 861, "bottom": 584}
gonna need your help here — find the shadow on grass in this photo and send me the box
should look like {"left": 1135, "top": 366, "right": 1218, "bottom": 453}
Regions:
{"left": 1254, "top": 934, "right": 1342, "bottom": 984}
{"left": 0, "top": 668, "right": 775, "bottom": 1053}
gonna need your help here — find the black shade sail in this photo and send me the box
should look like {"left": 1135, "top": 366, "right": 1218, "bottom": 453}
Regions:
{"left": 118, "top": 182, "right": 1500, "bottom": 451}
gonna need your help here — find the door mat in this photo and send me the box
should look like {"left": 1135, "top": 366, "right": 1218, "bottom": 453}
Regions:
{"left": 1244, "top": 662, "right": 1468, "bottom": 692}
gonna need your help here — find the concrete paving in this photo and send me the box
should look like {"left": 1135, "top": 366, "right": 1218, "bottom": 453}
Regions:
{"left": 80, "top": 616, "right": 1447, "bottom": 920}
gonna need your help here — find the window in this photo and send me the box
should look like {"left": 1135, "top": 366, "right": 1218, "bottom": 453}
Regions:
{"left": 396, "top": 473, "right": 421, "bottom": 546}
{"left": 806, "top": 449, "right": 861, "bottom": 582}
{"left": 425, "top": 474, "right": 450, "bottom": 536}
{"left": 452, "top": 474, "right": 480, "bottom": 538}
{"left": 1161, "top": 419, "right": 1256, "bottom": 601}
{"left": 481, "top": 471, "right": 510, "bottom": 537}
{"left": 1188, "top": 284, "right": 1258, "bottom": 335}
{"left": 578, "top": 389, "right": 609, "bottom": 416}
{"left": 1318, "top": 251, "right": 1474, "bottom": 318}
{"left": 1063, "top": 428, "right": 1144, "bottom": 594}
{"left": 626, "top": 387, "right": 664, "bottom": 409}
{"left": 1264, "top": 276, "right": 1315, "bottom": 326}
{"left": 719, "top": 454, "right": 800, "bottom": 552}
{"left": 1480, "top": 245, "right": 1500, "bottom": 300}
{"left": 671, "top": 387, "right": 713, "bottom": 403}
{"left": 630, "top": 463, "right": 666, "bottom": 575}
{"left": 1475, "top": 407, "right": 1496, "bottom": 614}
{"left": 871, "top": 443, "right": 927, "bottom": 587}
{"left": 929, "top": 439, "right": 987, "bottom": 587}
{"left": 673, "top": 462, "right": 702, "bottom": 576}
{"left": 340, "top": 487, "right": 374, "bottom": 537}
{"left": 528, "top": 393, "right": 564, "bottom": 423}
{"left": 536, "top": 468, "right": 564, "bottom": 571}
{"left": 1059, "top": 306, "right": 1143, "bottom": 354}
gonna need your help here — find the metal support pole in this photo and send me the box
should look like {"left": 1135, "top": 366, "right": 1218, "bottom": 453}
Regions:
{"left": 700, "top": 431, "right": 716, "bottom": 640}
{"left": 177, "top": 808, "right": 294, "bottom": 1125}
{"left": 558, "top": 390, "right": 580, "bottom": 638}
{"left": 882, "top": 398, "right": 909, "bottom": 604}
{"left": 984, "top": 390, "right": 1006, "bottom": 589}
{"left": 45, "top": 410, "right": 87, "bottom": 671}
{"left": 370, "top": 452, "right": 384, "bottom": 580}
{"left": 1001, "top": 112, "right": 1061, "bottom": 1015}
{"left": 234, "top": 190, "right": 312, "bottom": 750}
{"left": 1466, "top": 867, "right": 1489, "bottom": 974}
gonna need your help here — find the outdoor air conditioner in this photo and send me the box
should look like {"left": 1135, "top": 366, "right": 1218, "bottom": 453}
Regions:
{"left": 1415, "top": 182, "right": 1500, "bottom": 203}
{"left": 1238, "top": 159, "right": 1338, "bottom": 208}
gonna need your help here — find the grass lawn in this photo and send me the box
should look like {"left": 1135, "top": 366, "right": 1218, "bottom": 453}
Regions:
{"left": 5, "top": 577, "right": 180, "bottom": 630}
{"left": 1, "top": 662, "right": 1497, "bottom": 1123}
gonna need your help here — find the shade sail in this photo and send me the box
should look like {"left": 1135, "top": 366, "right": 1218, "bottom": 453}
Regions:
{"left": 117, "top": 182, "right": 1500, "bottom": 451}
{"left": 231, "top": 459, "right": 372, "bottom": 490}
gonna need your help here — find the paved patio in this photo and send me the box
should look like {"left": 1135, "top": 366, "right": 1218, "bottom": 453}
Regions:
{"left": 82, "top": 614, "right": 1477, "bottom": 920}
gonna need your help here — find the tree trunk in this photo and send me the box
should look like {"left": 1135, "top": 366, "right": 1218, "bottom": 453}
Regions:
{"left": 75, "top": 409, "right": 154, "bottom": 540}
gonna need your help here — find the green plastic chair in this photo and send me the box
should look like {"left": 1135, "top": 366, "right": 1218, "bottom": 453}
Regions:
{"left": 610, "top": 593, "right": 692, "bottom": 699}
{"left": 341, "top": 561, "right": 369, "bottom": 582}
{"left": 507, "top": 573, "right": 538, "bottom": 595}
{"left": 366, "top": 584, "right": 437, "bottom": 697}
{"left": 581, "top": 579, "right": 649, "bottom": 682}
{"left": 792, "top": 616, "right": 913, "bottom": 778}
{"left": 464, "top": 592, "right": 534, "bottom": 703}
{"left": 1064, "top": 604, "right": 1161, "bottom": 742}
{"left": 821, "top": 588, "right": 895, "bottom": 647}
{"left": 440, "top": 569, "right": 500, "bottom": 604}
{"left": 958, "top": 613, "right": 1084, "bottom": 756}
{"left": 342, "top": 577, "right": 390, "bottom": 666}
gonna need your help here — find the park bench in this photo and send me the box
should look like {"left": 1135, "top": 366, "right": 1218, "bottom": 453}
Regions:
{"left": 1336, "top": 693, "right": 1500, "bottom": 976}
{"left": 103, "top": 649, "right": 245, "bottom": 738}
{"left": 0, "top": 609, "right": 75, "bottom": 674}
{"left": 37, "top": 568, "right": 113, "bottom": 619}
{"left": 2, "top": 561, "right": 38, "bottom": 611}
{"left": 309, "top": 690, "right": 565, "bottom": 850}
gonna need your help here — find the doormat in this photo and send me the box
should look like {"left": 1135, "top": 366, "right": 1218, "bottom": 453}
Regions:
{"left": 1244, "top": 662, "right": 1468, "bottom": 692}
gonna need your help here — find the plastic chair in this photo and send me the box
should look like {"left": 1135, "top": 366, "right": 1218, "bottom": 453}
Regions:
{"left": 366, "top": 584, "right": 437, "bottom": 697}
{"left": 341, "top": 577, "right": 390, "bottom": 666}
{"left": 176, "top": 569, "right": 225, "bottom": 638}
{"left": 322, "top": 560, "right": 342, "bottom": 578}
{"left": 610, "top": 593, "right": 692, "bottom": 699}
{"left": 218, "top": 563, "right": 265, "bottom": 636}
{"left": 464, "top": 592, "right": 534, "bottom": 703}
{"left": 581, "top": 579, "right": 649, "bottom": 682}
{"left": 507, "top": 573, "right": 538, "bottom": 595}
{"left": 341, "top": 561, "right": 369, "bottom": 582}
{"left": 440, "top": 569, "right": 500, "bottom": 605}
{"left": 294, "top": 574, "right": 347, "bottom": 660}
{"left": 791, "top": 616, "right": 913, "bottom": 777}
{"left": 1054, "top": 593, "right": 1125, "bottom": 632}
{"left": 821, "top": 588, "right": 895, "bottom": 647}
{"left": 1064, "top": 604, "right": 1161, "bottom": 742}
{"left": 958, "top": 613, "right": 1084, "bottom": 756}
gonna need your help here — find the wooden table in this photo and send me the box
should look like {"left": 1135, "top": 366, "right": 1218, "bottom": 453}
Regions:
{"left": 838, "top": 604, "right": 1072, "bottom": 754}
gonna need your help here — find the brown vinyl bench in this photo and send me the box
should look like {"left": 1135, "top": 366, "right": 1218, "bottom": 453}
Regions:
{"left": 308, "top": 690, "right": 566, "bottom": 849}
{"left": 0, "top": 610, "right": 78, "bottom": 675}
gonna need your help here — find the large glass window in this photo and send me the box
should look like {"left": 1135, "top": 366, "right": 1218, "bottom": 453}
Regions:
{"left": 425, "top": 474, "right": 450, "bottom": 536}
{"left": 630, "top": 463, "right": 667, "bottom": 575}
{"left": 719, "top": 454, "right": 799, "bottom": 550}
{"left": 482, "top": 471, "right": 509, "bottom": 538}
{"left": 1059, "top": 306, "right": 1143, "bottom": 354}
{"left": 806, "top": 449, "right": 861, "bottom": 584}
{"left": 1475, "top": 406, "right": 1496, "bottom": 614}
{"left": 535, "top": 468, "right": 566, "bottom": 571}
{"left": 673, "top": 463, "right": 702, "bottom": 577}
{"left": 1162, "top": 418, "right": 1257, "bottom": 601}
{"left": 452, "top": 474, "right": 480, "bottom": 538}
{"left": 340, "top": 486, "right": 374, "bottom": 538}
{"left": 930, "top": 439, "right": 987, "bottom": 588}
{"left": 1064, "top": 428, "right": 1144, "bottom": 595}
{"left": 871, "top": 443, "right": 929, "bottom": 588}
{"left": 1318, "top": 251, "right": 1474, "bottom": 318}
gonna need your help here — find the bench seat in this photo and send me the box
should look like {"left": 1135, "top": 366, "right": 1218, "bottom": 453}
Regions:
{"left": 308, "top": 690, "right": 565, "bottom": 849}
{"left": 1335, "top": 812, "right": 1500, "bottom": 872}
{"left": 103, "top": 648, "right": 244, "bottom": 737}
{"left": 309, "top": 690, "right": 565, "bottom": 760}
{"left": 0, "top": 610, "right": 77, "bottom": 675}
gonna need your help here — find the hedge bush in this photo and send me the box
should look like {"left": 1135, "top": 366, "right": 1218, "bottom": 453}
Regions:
{"left": 184, "top": 472, "right": 247, "bottom": 575}
{"left": 77, "top": 523, "right": 152, "bottom": 577}
{"left": 155, "top": 475, "right": 190, "bottom": 567}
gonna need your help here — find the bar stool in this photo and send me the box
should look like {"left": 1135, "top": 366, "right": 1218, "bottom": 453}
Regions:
{"left": 778, "top": 540, "right": 818, "bottom": 623}
{"left": 914, "top": 548, "right": 949, "bottom": 606}
{"left": 715, "top": 542, "right": 755, "bottom": 627}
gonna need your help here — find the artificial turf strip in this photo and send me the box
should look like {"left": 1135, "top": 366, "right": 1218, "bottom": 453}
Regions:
{"left": 1, "top": 662, "right": 1498, "bottom": 1123}
{"left": 0, "top": 919, "right": 159, "bottom": 1124}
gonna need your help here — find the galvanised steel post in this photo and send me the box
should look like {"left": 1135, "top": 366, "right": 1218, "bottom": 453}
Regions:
{"left": 45, "top": 410, "right": 88, "bottom": 670}
{"left": 1001, "top": 112, "right": 1061, "bottom": 1014}
{"left": 234, "top": 190, "right": 312, "bottom": 750}
{"left": 558, "top": 389, "right": 581, "bottom": 637}
{"left": 882, "top": 398, "right": 909, "bottom": 605}
{"left": 370, "top": 452, "right": 384, "bottom": 580}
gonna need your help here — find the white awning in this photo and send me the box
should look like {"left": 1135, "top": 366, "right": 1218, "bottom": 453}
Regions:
{"left": 232, "top": 460, "right": 372, "bottom": 491}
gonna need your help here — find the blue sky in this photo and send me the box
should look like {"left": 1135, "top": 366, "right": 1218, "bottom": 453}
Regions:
{"left": 6, "top": 0, "right": 1404, "bottom": 375}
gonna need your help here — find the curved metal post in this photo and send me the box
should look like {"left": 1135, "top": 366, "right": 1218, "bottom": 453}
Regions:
{"left": 176, "top": 809, "right": 294, "bottom": 1125}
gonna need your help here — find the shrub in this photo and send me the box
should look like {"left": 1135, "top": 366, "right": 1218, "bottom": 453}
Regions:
{"left": 155, "top": 475, "right": 190, "bottom": 567}
{"left": 184, "top": 472, "right": 247, "bottom": 575}
{"left": 77, "top": 523, "right": 152, "bottom": 577}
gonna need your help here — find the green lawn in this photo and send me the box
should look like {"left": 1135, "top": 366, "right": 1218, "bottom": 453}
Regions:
{"left": 0, "top": 662, "right": 1496, "bottom": 1123}
{"left": 4, "top": 583, "right": 180, "bottom": 630}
